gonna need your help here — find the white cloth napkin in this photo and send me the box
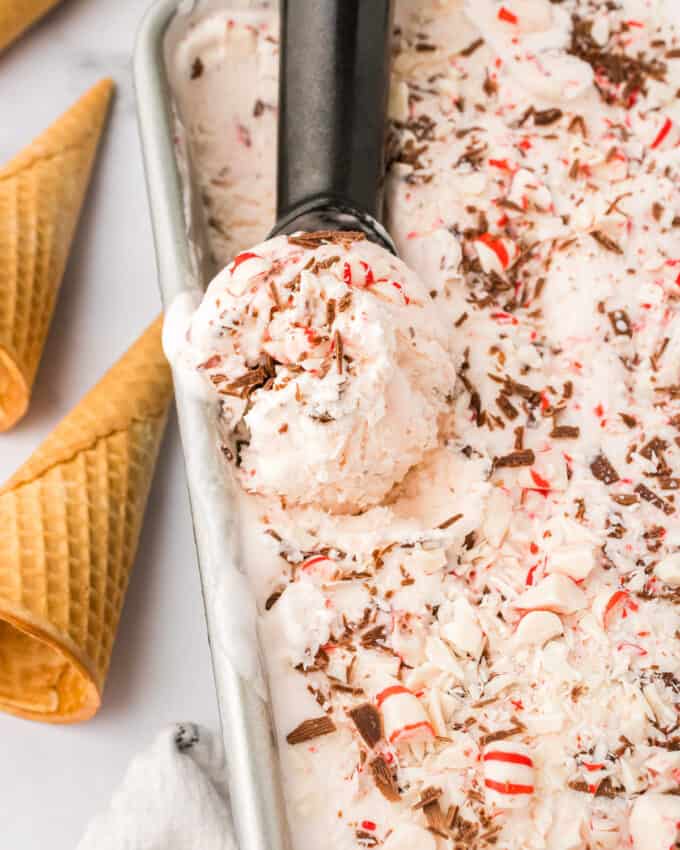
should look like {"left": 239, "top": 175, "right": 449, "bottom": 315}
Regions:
{"left": 77, "top": 724, "right": 236, "bottom": 850}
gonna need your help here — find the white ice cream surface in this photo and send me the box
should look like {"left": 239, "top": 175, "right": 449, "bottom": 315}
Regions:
{"left": 168, "top": 2, "right": 680, "bottom": 849}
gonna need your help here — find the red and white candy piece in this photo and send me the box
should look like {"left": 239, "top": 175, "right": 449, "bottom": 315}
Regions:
{"left": 482, "top": 741, "right": 535, "bottom": 808}
{"left": 514, "top": 573, "right": 586, "bottom": 615}
{"left": 227, "top": 251, "right": 269, "bottom": 295}
{"left": 591, "top": 588, "right": 638, "bottom": 629}
{"left": 376, "top": 685, "right": 435, "bottom": 746}
{"left": 473, "top": 233, "right": 519, "bottom": 276}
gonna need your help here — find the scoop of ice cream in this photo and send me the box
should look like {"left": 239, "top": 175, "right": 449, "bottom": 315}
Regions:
{"left": 185, "top": 231, "right": 456, "bottom": 512}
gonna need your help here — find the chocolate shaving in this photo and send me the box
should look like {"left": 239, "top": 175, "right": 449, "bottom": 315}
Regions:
{"left": 222, "top": 365, "right": 270, "bottom": 398}
{"left": 332, "top": 683, "right": 364, "bottom": 695}
{"left": 334, "top": 330, "right": 344, "bottom": 374}
{"left": 413, "top": 787, "right": 443, "bottom": 810}
{"left": 469, "top": 389, "right": 484, "bottom": 427}
{"left": 651, "top": 337, "right": 670, "bottom": 372}
{"left": 264, "top": 588, "right": 284, "bottom": 610}
{"left": 481, "top": 725, "right": 525, "bottom": 746}
{"left": 438, "top": 513, "right": 463, "bottom": 530}
{"left": 309, "top": 411, "right": 335, "bottom": 423}
{"left": 398, "top": 114, "right": 437, "bottom": 143}
{"left": 605, "top": 192, "right": 632, "bottom": 217}
{"left": 422, "top": 796, "right": 448, "bottom": 835}
{"left": 567, "top": 780, "right": 591, "bottom": 793}
{"left": 608, "top": 309, "right": 632, "bottom": 336}
{"left": 619, "top": 412, "right": 637, "bottom": 428}
{"left": 568, "top": 114, "right": 588, "bottom": 136}
{"left": 636, "top": 483, "right": 675, "bottom": 515}
{"left": 326, "top": 299, "right": 336, "bottom": 328}
{"left": 287, "top": 230, "right": 366, "bottom": 249}
{"left": 338, "top": 292, "right": 352, "bottom": 312}
{"left": 568, "top": 15, "right": 667, "bottom": 107}
{"left": 370, "top": 756, "right": 400, "bottom": 802}
{"left": 640, "top": 436, "right": 668, "bottom": 461}
{"left": 501, "top": 376, "right": 542, "bottom": 406}
{"left": 459, "top": 37, "right": 484, "bottom": 57}
{"left": 533, "top": 108, "right": 563, "bottom": 126}
{"left": 611, "top": 494, "right": 639, "bottom": 506}
{"left": 392, "top": 138, "right": 428, "bottom": 171}
{"left": 446, "top": 805, "right": 459, "bottom": 830}
{"left": 655, "top": 385, "right": 680, "bottom": 399}
{"left": 595, "top": 777, "right": 625, "bottom": 799}
{"left": 268, "top": 281, "right": 281, "bottom": 310}
{"left": 190, "top": 57, "right": 204, "bottom": 79}
{"left": 496, "top": 394, "right": 519, "bottom": 420}
{"left": 514, "top": 106, "right": 534, "bottom": 128}
{"left": 498, "top": 198, "right": 525, "bottom": 213}
{"left": 652, "top": 201, "right": 665, "bottom": 221}
{"left": 361, "top": 625, "right": 387, "bottom": 647}
{"left": 286, "top": 715, "right": 336, "bottom": 745}
{"left": 495, "top": 449, "right": 535, "bottom": 468}
{"left": 262, "top": 352, "right": 277, "bottom": 378}
{"left": 349, "top": 703, "right": 383, "bottom": 748}
{"left": 590, "top": 454, "right": 620, "bottom": 485}
{"left": 483, "top": 72, "right": 498, "bottom": 97}
{"left": 550, "top": 425, "right": 580, "bottom": 439}
{"left": 575, "top": 497, "right": 586, "bottom": 521}
{"left": 514, "top": 426, "right": 525, "bottom": 450}
{"left": 592, "top": 230, "right": 623, "bottom": 254}
{"left": 314, "top": 254, "right": 341, "bottom": 273}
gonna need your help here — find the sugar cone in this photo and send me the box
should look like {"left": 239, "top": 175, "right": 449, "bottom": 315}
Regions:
{"left": 0, "top": 0, "right": 62, "bottom": 53}
{"left": 0, "top": 316, "right": 173, "bottom": 722}
{"left": 0, "top": 78, "right": 113, "bottom": 431}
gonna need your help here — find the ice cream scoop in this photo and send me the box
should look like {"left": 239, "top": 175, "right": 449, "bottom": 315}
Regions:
{"left": 271, "top": 0, "right": 395, "bottom": 250}
{"left": 181, "top": 0, "right": 457, "bottom": 513}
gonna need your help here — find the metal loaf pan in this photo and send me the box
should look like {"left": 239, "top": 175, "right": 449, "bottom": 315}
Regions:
{"left": 134, "top": 4, "right": 290, "bottom": 850}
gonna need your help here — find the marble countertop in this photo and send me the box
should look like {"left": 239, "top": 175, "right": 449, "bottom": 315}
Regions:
{"left": 0, "top": 0, "right": 220, "bottom": 845}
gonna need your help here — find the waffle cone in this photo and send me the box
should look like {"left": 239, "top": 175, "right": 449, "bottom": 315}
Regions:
{"left": 0, "top": 78, "right": 113, "bottom": 431}
{"left": 0, "top": 0, "right": 62, "bottom": 53}
{"left": 0, "top": 316, "right": 172, "bottom": 722}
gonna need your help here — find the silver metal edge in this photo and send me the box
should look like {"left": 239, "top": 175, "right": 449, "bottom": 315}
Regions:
{"left": 133, "top": 5, "right": 290, "bottom": 850}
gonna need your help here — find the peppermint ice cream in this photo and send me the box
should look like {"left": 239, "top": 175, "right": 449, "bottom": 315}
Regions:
{"left": 182, "top": 231, "right": 456, "bottom": 513}
{"left": 167, "top": 1, "right": 680, "bottom": 849}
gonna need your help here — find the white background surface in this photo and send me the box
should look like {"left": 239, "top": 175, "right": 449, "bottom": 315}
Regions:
{"left": 0, "top": 0, "right": 221, "bottom": 846}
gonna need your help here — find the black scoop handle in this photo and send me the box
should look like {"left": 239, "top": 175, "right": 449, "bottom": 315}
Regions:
{"left": 273, "top": 0, "right": 394, "bottom": 249}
